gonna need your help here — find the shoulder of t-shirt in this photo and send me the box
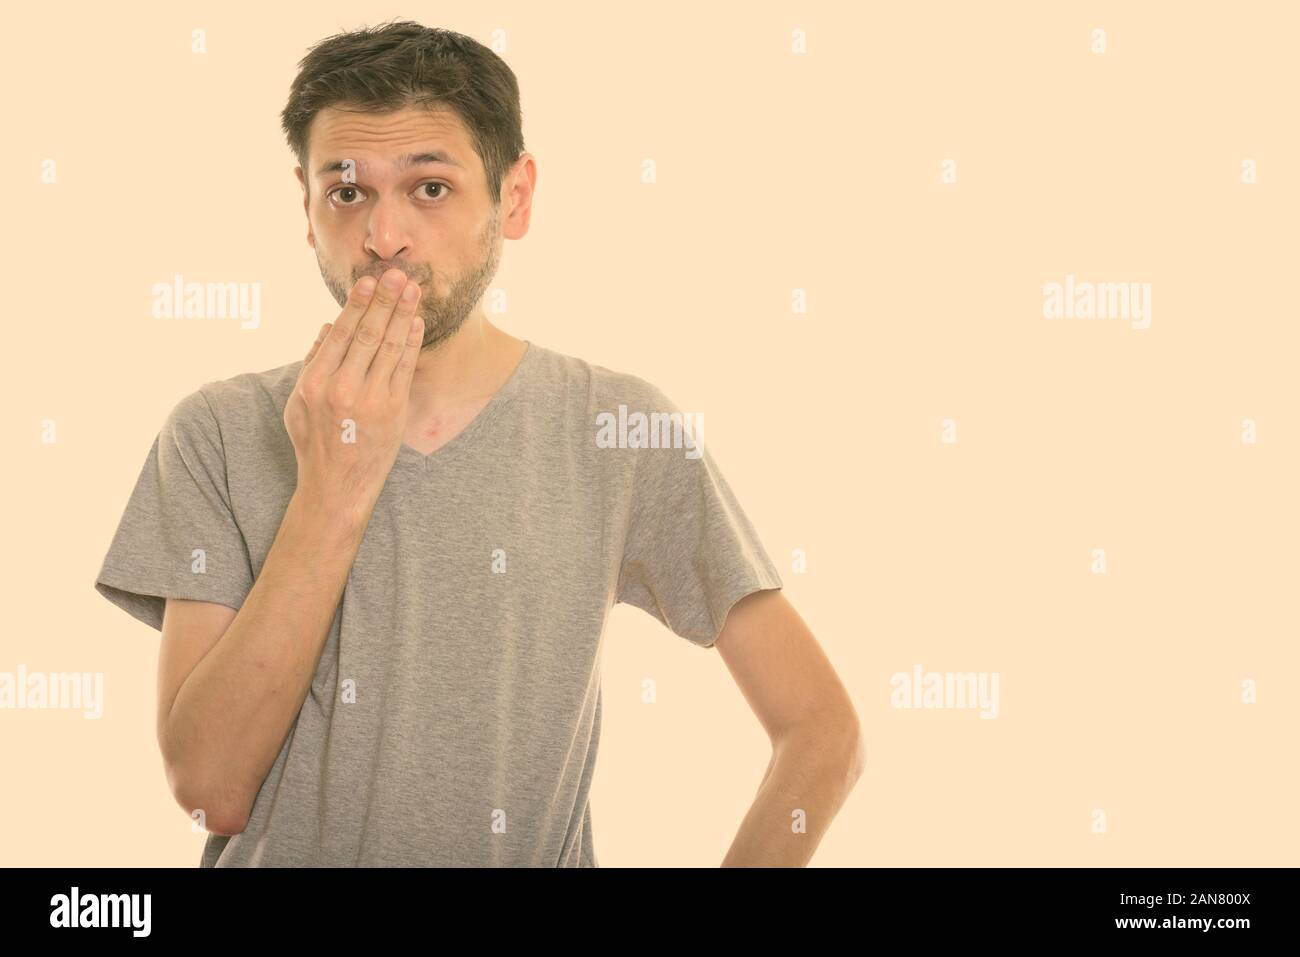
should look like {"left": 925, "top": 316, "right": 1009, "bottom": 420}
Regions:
{"left": 177, "top": 359, "right": 304, "bottom": 430}
{"left": 528, "top": 342, "right": 677, "bottom": 414}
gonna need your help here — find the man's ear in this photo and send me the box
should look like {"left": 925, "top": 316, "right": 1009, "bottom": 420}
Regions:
{"left": 500, "top": 152, "right": 537, "bottom": 241}
{"left": 294, "top": 167, "right": 315, "bottom": 248}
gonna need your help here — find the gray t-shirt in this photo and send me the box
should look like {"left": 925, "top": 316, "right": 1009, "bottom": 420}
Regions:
{"left": 93, "top": 339, "right": 783, "bottom": 866}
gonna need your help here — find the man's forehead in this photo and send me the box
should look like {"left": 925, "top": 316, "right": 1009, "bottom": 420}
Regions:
{"left": 310, "top": 108, "right": 471, "bottom": 173}
{"left": 314, "top": 149, "right": 466, "bottom": 178}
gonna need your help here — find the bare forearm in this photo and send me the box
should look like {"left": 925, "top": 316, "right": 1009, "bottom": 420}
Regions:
{"left": 162, "top": 487, "right": 368, "bottom": 828}
{"left": 721, "top": 723, "right": 864, "bottom": 867}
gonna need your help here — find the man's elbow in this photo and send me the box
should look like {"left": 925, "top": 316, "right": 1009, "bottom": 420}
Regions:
{"left": 779, "top": 710, "right": 865, "bottom": 784}
{"left": 161, "top": 753, "right": 250, "bottom": 836}
{"left": 199, "top": 806, "right": 250, "bottom": 837}
{"left": 829, "top": 712, "right": 866, "bottom": 785}
{"left": 846, "top": 719, "right": 866, "bottom": 783}
{"left": 172, "top": 785, "right": 250, "bottom": 837}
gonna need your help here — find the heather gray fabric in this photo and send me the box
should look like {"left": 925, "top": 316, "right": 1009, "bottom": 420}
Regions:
{"left": 94, "top": 339, "right": 783, "bottom": 867}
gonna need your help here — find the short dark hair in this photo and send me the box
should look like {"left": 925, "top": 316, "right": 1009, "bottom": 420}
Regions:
{"left": 281, "top": 19, "right": 525, "bottom": 205}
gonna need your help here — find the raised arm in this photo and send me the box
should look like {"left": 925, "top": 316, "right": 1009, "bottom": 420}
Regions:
{"left": 158, "top": 269, "right": 425, "bottom": 833}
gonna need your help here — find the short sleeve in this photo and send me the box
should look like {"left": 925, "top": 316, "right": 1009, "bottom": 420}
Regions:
{"left": 615, "top": 390, "right": 783, "bottom": 649}
{"left": 93, "top": 388, "right": 255, "bottom": 632}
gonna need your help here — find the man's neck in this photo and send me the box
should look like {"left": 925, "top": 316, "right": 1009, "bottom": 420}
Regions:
{"left": 405, "top": 315, "right": 526, "bottom": 426}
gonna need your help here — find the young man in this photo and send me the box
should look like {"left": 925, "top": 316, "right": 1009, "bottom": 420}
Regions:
{"left": 94, "top": 20, "right": 863, "bottom": 867}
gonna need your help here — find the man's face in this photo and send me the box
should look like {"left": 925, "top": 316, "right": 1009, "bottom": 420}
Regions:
{"left": 296, "top": 105, "right": 506, "bottom": 351}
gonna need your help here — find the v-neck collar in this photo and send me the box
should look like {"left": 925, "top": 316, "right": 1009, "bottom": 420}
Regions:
{"left": 393, "top": 339, "right": 536, "bottom": 472}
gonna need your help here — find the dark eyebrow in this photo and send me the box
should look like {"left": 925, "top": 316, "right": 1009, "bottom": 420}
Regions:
{"left": 316, "top": 151, "right": 464, "bottom": 177}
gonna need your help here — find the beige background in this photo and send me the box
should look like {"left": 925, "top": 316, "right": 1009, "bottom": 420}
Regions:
{"left": 2, "top": 1, "right": 1296, "bottom": 866}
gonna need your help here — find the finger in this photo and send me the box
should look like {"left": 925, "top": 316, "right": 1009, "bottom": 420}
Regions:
{"left": 388, "top": 296, "right": 427, "bottom": 399}
{"left": 369, "top": 281, "right": 422, "bottom": 387}
{"left": 338, "top": 268, "right": 407, "bottom": 385}
{"left": 314, "top": 276, "right": 380, "bottom": 375}
{"left": 304, "top": 322, "right": 331, "bottom": 366}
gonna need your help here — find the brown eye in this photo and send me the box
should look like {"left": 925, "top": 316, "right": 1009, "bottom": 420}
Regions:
{"left": 328, "top": 186, "right": 363, "bottom": 205}
{"left": 422, "top": 182, "right": 451, "bottom": 200}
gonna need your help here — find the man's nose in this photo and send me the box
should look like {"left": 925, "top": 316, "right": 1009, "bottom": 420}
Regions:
{"left": 364, "top": 197, "right": 413, "bottom": 262}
